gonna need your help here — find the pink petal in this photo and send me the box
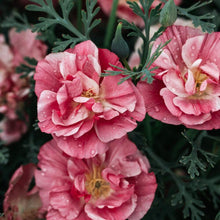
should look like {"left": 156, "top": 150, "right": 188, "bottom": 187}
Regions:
{"left": 182, "top": 35, "right": 205, "bottom": 68}
{"left": 200, "top": 62, "right": 220, "bottom": 82}
{"left": 95, "top": 116, "right": 137, "bottom": 143}
{"left": 85, "top": 195, "right": 137, "bottom": 220}
{"left": 137, "top": 80, "right": 182, "bottom": 125}
{"left": 162, "top": 69, "right": 187, "bottom": 97}
{"left": 53, "top": 130, "right": 108, "bottom": 158}
{"left": 129, "top": 172, "right": 157, "bottom": 220}
{"left": 179, "top": 113, "right": 211, "bottom": 126}
{"left": 59, "top": 53, "right": 77, "bottom": 79}
{"left": 160, "top": 88, "right": 182, "bottom": 117}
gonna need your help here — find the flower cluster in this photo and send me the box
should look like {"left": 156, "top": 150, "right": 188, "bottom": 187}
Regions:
{"left": 1, "top": 0, "right": 220, "bottom": 220}
{"left": 0, "top": 29, "right": 47, "bottom": 144}
{"left": 32, "top": 40, "right": 157, "bottom": 219}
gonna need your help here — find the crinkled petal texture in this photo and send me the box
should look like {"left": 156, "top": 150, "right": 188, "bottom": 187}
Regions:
{"left": 35, "top": 40, "right": 146, "bottom": 158}
{"left": 138, "top": 25, "right": 220, "bottom": 130}
{"left": 35, "top": 136, "right": 157, "bottom": 220}
{"left": 3, "top": 164, "right": 42, "bottom": 220}
{"left": 98, "top": 0, "right": 181, "bottom": 27}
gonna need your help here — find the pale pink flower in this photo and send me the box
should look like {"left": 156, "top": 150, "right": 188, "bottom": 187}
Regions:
{"left": 0, "top": 118, "right": 27, "bottom": 145}
{"left": 98, "top": 0, "right": 182, "bottom": 27}
{"left": 34, "top": 40, "right": 145, "bottom": 158}
{"left": 35, "top": 136, "right": 157, "bottom": 220}
{"left": 2, "top": 164, "right": 42, "bottom": 220}
{"left": 129, "top": 18, "right": 199, "bottom": 69}
{"left": 0, "top": 30, "right": 47, "bottom": 144}
{"left": 138, "top": 25, "right": 220, "bottom": 129}
{"left": 9, "top": 28, "right": 48, "bottom": 66}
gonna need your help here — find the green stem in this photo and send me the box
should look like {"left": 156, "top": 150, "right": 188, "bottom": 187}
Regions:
{"left": 144, "top": 115, "right": 153, "bottom": 146}
{"left": 122, "top": 58, "right": 131, "bottom": 71}
{"left": 145, "top": 147, "right": 182, "bottom": 189}
{"left": 104, "top": 0, "right": 119, "bottom": 48}
{"left": 76, "top": 0, "right": 82, "bottom": 32}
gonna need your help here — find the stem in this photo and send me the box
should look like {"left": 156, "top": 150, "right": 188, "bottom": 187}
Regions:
{"left": 76, "top": 0, "right": 82, "bottom": 32}
{"left": 104, "top": 0, "right": 119, "bottom": 48}
{"left": 122, "top": 58, "right": 131, "bottom": 71}
{"left": 143, "top": 115, "right": 153, "bottom": 146}
{"left": 145, "top": 147, "right": 182, "bottom": 189}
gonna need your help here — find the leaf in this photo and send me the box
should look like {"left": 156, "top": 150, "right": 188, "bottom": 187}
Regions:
{"left": 177, "top": 0, "right": 216, "bottom": 33}
{"left": 0, "top": 147, "right": 9, "bottom": 165}
{"left": 1, "top": 11, "right": 30, "bottom": 31}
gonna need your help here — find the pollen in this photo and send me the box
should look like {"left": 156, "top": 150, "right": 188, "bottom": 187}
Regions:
{"left": 85, "top": 165, "right": 111, "bottom": 200}
{"left": 81, "top": 89, "right": 96, "bottom": 98}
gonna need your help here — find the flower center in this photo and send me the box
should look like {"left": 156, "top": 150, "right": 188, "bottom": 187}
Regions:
{"left": 85, "top": 165, "right": 111, "bottom": 200}
{"left": 81, "top": 89, "right": 97, "bottom": 98}
{"left": 193, "top": 70, "right": 208, "bottom": 92}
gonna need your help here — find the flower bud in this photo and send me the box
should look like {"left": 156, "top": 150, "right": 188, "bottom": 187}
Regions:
{"left": 111, "top": 22, "right": 129, "bottom": 59}
{"left": 159, "top": 0, "right": 177, "bottom": 27}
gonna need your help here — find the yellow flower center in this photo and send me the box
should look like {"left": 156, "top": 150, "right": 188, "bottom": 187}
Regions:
{"left": 81, "top": 89, "right": 96, "bottom": 98}
{"left": 193, "top": 70, "right": 208, "bottom": 93}
{"left": 85, "top": 165, "right": 111, "bottom": 200}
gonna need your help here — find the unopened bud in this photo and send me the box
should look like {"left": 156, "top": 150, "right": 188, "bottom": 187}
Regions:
{"left": 159, "top": 0, "right": 177, "bottom": 27}
{"left": 111, "top": 23, "right": 129, "bottom": 59}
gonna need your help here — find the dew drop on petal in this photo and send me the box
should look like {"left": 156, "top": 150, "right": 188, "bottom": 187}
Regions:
{"left": 78, "top": 143, "right": 82, "bottom": 148}
{"left": 78, "top": 56, "right": 83, "bottom": 60}
{"left": 154, "top": 106, "right": 160, "bottom": 112}
{"left": 191, "top": 53, "right": 195, "bottom": 57}
{"left": 90, "top": 149, "right": 96, "bottom": 156}
{"left": 63, "top": 137, "right": 67, "bottom": 140}
{"left": 163, "top": 117, "right": 167, "bottom": 121}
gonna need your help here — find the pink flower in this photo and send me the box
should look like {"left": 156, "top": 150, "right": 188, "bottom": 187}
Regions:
{"left": 9, "top": 28, "right": 48, "bottom": 66}
{"left": 0, "top": 118, "right": 27, "bottom": 145}
{"left": 34, "top": 40, "right": 145, "bottom": 158}
{"left": 138, "top": 25, "right": 220, "bottom": 129}
{"left": 35, "top": 136, "right": 157, "bottom": 220}
{"left": 129, "top": 18, "right": 199, "bottom": 69}
{"left": 0, "top": 30, "right": 47, "bottom": 144}
{"left": 98, "top": 0, "right": 182, "bottom": 27}
{"left": 2, "top": 164, "right": 42, "bottom": 220}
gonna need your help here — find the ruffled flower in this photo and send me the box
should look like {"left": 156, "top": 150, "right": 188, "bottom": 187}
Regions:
{"left": 138, "top": 25, "right": 220, "bottom": 129}
{"left": 34, "top": 40, "right": 145, "bottom": 158}
{"left": 98, "top": 0, "right": 182, "bottom": 27}
{"left": 35, "top": 136, "right": 157, "bottom": 220}
{"left": 1, "top": 164, "right": 42, "bottom": 220}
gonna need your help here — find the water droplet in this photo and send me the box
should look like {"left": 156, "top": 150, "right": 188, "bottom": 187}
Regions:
{"left": 78, "top": 56, "right": 83, "bottom": 60}
{"left": 41, "top": 173, "right": 45, "bottom": 176}
{"left": 175, "top": 55, "right": 178, "bottom": 59}
{"left": 163, "top": 58, "right": 168, "bottom": 63}
{"left": 90, "top": 149, "right": 96, "bottom": 156}
{"left": 154, "top": 106, "right": 160, "bottom": 112}
{"left": 78, "top": 143, "right": 82, "bottom": 148}
{"left": 191, "top": 45, "right": 195, "bottom": 50}
{"left": 213, "top": 58, "right": 217, "bottom": 62}
{"left": 173, "top": 41, "right": 177, "bottom": 45}
{"left": 63, "top": 137, "right": 67, "bottom": 140}
{"left": 47, "top": 96, "right": 50, "bottom": 99}
{"left": 163, "top": 117, "right": 167, "bottom": 121}
{"left": 165, "top": 77, "right": 169, "bottom": 83}
{"left": 172, "top": 88, "right": 176, "bottom": 92}
{"left": 176, "top": 48, "right": 180, "bottom": 51}
{"left": 191, "top": 53, "right": 195, "bottom": 57}
{"left": 112, "top": 127, "right": 116, "bottom": 130}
